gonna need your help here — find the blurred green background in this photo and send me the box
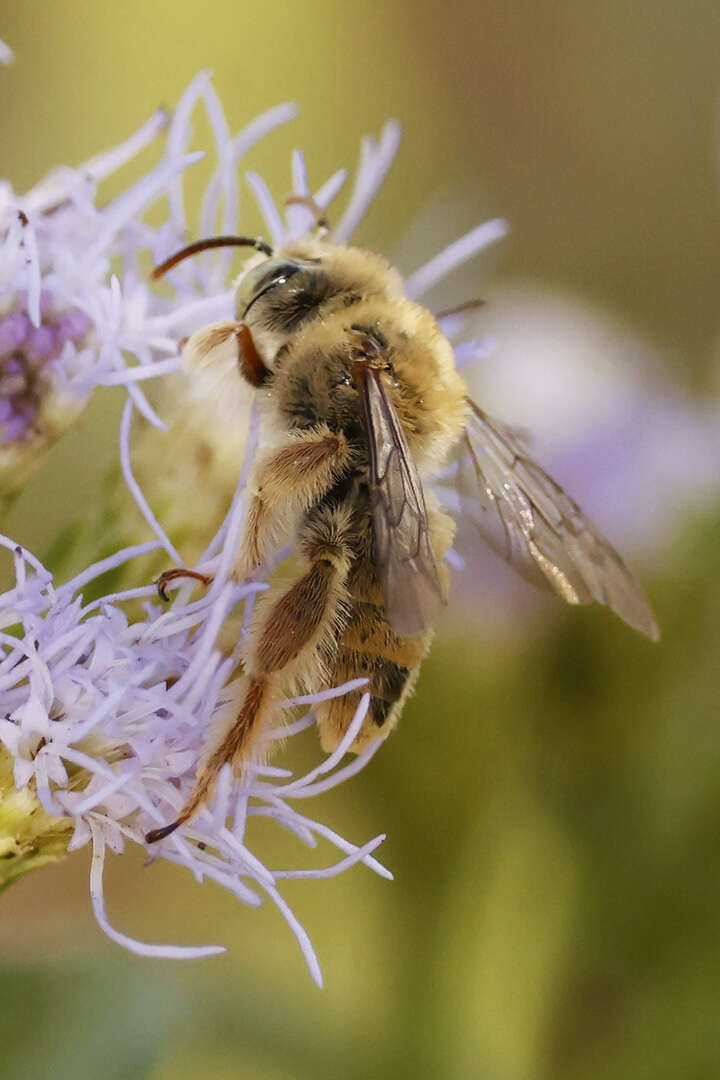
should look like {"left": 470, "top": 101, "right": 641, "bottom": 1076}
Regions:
{"left": 2, "top": 3, "right": 720, "bottom": 1078}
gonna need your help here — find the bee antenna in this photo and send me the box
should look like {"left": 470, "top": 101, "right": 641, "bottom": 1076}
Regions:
{"left": 152, "top": 235, "right": 273, "bottom": 279}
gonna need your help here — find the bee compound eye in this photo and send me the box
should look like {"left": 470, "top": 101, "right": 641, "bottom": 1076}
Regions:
{"left": 235, "top": 259, "right": 305, "bottom": 319}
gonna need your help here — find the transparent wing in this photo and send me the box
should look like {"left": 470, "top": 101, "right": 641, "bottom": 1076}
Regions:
{"left": 362, "top": 368, "right": 446, "bottom": 638}
{"left": 457, "top": 398, "right": 659, "bottom": 640}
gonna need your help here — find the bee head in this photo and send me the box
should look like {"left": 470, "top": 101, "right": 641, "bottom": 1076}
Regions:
{"left": 153, "top": 233, "right": 406, "bottom": 378}
{"left": 234, "top": 255, "right": 328, "bottom": 331}
{"left": 237, "top": 237, "right": 405, "bottom": 335}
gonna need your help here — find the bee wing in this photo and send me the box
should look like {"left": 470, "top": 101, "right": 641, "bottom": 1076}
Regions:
{"left": 459, "top": 398, "right": 659, "bottom": 640}
{"left": 362, "top": 368, "right": 446, "bottom": 638}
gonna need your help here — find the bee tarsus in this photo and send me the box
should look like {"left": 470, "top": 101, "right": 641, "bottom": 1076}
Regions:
{"left": 284, "top": 194, "right": 330, "bottom": 230}
{"left": 145, "top": 815, "right": 190, "bottom": 844}
{"left": 156, "top": 568, "right": 213, "bottom": 602}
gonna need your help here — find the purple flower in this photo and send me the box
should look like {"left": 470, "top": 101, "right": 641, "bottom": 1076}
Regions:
{"left": 464, "top": 287, "right": 720, "bottom": 548}
{"left": 433, "top": 286, "right": 720, "bottom": 631}
{"left": 0, "top": 521, "right": 390, "bottom": 981}
{"left": 0, "top": 72, "right": 300, "bottom": 492}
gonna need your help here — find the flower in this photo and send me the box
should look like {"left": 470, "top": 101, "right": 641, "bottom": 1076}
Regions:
{"left": 0, "top": 70, "right": 300, "bottom": 501}
{"left": 477, "top": 287, "right": 720, "bottom": 547}
{"left": 0, "top": 99, "right": 180, "bottom": 498}
{"left": 0, "top": 525, "right": 389, "bottom": 983}
{"left": 0, "top": 70, "right": 507, "bottom": 981}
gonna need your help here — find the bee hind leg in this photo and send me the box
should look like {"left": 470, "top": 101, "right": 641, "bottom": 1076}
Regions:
{"left": 146, "top": 507, "right": 352, "bottom": 844}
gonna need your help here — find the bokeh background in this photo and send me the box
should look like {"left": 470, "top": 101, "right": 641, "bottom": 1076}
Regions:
{"left": 2, "top": 3, "right": 720, "bottom": 1078}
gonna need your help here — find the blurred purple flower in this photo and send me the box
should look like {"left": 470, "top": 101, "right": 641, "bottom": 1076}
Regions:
{"left": 439, "top": 287, "right": 720, "bottom": 631}
{"left": 468, "top": 288, "right": 720, "bottom": 547}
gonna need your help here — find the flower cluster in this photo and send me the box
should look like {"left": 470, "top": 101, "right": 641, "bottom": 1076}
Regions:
{"left": 0, "top": 69, "right": 507, "bottom": 980}
{"left": 0, "top": 99, "right": 178, "bottom": 496}
{"left": 0, "top": 296, "right": 90, "bottom": 436}
{"left": 0, "top": 525, "right": 389, "bottom": 983}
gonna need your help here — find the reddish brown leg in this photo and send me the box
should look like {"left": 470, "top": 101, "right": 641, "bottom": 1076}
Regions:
{"left": 284, "top": 194, "right": 330, "bottom": 230}
{"left": 434, "top": 297, "right": 486, "bottom": 319}
{"left": 156, "top": 568, "right": 213, "bottom": 601}
{"left": 146, "top": 509, "right": 351, "bottom": 844}
{"left": 145, "top": 674, "right": 268, "bottom": 843}
{"left": 179, "top": 320, "right": 269, "bottom": 389}
{"left": 235, "top": 323, "right": 270, "bottom": 387}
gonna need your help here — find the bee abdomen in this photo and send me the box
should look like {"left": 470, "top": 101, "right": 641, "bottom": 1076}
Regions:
{"left": 314, "top": 597, "right": 429, "bottom": 753}
{"left": 367, "top": 657, "right": 412, "bottom": 726}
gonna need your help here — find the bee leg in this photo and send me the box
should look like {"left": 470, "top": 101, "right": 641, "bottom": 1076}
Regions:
{"left": 315, "top": 502, "right": 452, "bottom": 753}
{"left": 235, "top": 427, "right": 353, "bottom": 576}
{"left": 146, "top": 508, "right": 351, "bottom": 844}
{"left": 235, "top": 322, "right": 270, "bottom": 387}
{"left": 156, "top": 568, "right": 213, "bottom": 601}
{"left": 179, "top": 320, "right": 270, "bottom": 388}
{"left": 284, "top": 194, "right": 330, "bottom": 231}
{"left": 434, "top": 297, "right": 486, "bottom": 320}
{"left": 145, "top": 674, "right": 270, "bottom": 843}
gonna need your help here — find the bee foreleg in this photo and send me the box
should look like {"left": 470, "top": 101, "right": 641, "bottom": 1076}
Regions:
{"left": 146, "top": 506, "right": 352, "bottom": 844}
{"left": 180, "top": 320, "right": 269, "bottom": 388}
{"left": 236, "top": 427, "right": 353, "bottom": 576}
{"left": 235, "top": 322, "right": 270, "bottom": 387}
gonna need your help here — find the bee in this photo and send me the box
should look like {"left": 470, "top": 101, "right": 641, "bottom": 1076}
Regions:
{"left": 145, "top": 206, "right": 658, "bottom": 843}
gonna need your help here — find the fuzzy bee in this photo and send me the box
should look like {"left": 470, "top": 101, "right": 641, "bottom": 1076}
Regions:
{"left": 145, "top": 211, "right": 658, "bottom": 843}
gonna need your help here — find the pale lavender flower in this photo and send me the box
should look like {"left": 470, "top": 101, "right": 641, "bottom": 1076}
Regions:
{"left": 0, "top": 72, "right": 299, "bottom": 490}
{"left": 0, "top": 523, "right": 388, "bottom": 982}
{"left": 0, "top": 105, "right": 180, "bottom": 490}
{"left": 463, "top": 287, "right": 720, "bottom": 547}
{"left": 0, "top": 72, "right": 508, "bottom": 980}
